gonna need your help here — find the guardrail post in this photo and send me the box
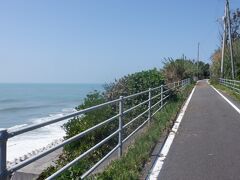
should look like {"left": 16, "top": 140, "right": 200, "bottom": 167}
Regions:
{"left": 148, "top": 88, "right": 152, "bottom": 125}
{"left": 0, "top": 129, "right": 8, "bottom": 180}
{"left": 118, "top": 96, "right": 123, "bottom": 157}
{"left": 160, "top": 85, "right": 163, "bottom": 108}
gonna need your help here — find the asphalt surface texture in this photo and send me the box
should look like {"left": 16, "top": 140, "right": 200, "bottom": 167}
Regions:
{"left": 158, "top": 80, "right": 240, "bottom": 180}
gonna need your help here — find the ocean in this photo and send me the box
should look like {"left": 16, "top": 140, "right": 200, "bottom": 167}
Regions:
{"left": 0, "top": 83, "right": 103, "bottom": 162}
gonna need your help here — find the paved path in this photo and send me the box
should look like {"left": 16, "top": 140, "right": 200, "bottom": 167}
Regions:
{"left": 12, "top": 148, "right": 62, "bottom": 180}
{"left": 158, "top": 80, "right": 240, "bottom": 180}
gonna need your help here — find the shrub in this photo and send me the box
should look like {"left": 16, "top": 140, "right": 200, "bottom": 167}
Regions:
{"left": 38, "top": 69, "right": 164, "bottom": 179}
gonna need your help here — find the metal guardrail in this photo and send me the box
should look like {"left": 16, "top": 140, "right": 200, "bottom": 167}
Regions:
{"left": 0, "top": 78, "right": 190, "bottom": 179}
{"left": 219, "top": 78, "right": 240, "bottom": 94}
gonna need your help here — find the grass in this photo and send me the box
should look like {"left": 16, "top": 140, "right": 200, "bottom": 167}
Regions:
{"left": 94, "top": 85, "right": 194, "bottom": 180}
{"left": 212, "top": 83, "right": 240, "bottom": 102}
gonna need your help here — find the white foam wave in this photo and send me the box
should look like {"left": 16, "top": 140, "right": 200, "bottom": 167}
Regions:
{"left": 8, "top": 124, "right": 28, "bottom": 131}
{"left": 7, "top": 108, "right": 77, "bottom": 162}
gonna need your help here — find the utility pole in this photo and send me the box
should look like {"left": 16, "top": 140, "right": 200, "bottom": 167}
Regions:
{"left": 197, "top": 42, "right": 200, "bottom": 80}
{"left": 220, "top": 0, "right": 235, "bottom": 79}
{"left": 221, "top": 4, "right": 227, "bottom": 78}
{"left": 182, "top": 54, "right": 185, "bottom": 60}
{"left": 226, "top": 0, "right": 235, "bottom": 79}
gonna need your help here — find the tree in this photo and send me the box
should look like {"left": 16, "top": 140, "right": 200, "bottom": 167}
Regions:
{"left": 162, "top": 58, "right": 209, "bottom": 82}
{"left": 211, "top": 8, "right": 240, "bottom": 80}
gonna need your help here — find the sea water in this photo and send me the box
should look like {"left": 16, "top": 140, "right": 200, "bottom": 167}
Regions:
{"left": 0, "top": 83, "right": 103, "bottom": 162}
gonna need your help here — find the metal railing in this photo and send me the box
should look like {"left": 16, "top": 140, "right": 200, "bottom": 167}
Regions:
{"left": 219, "top": 78, "right": 240, "bottom": 94}
{"left": 0, "top": 78, "right": 190, "bottom": 180}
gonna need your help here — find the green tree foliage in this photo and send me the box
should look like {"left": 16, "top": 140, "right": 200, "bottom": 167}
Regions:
{"left": 104, "top": 68, "right": 165, "bottom": 139}
{"left": 162, "top": 58, "right": 209, "bottom": 82}
{"left": 197, "top": 61, "right": 210, "bottom": 79}
{"left": 104, "top": 68, "right": 164, "bottom": 101}
{"left": 233, "top": 40, "right": 240, "bottom": 79}
{"left": 232, "top": 8, "right": 240, "bottom": 40}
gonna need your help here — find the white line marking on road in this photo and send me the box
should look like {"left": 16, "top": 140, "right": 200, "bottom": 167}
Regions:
{"left": 211, "top": 85, "right": 240, "bottom": 114}
{"left": 147, "top": 86, "right": 196, "bottom": 180}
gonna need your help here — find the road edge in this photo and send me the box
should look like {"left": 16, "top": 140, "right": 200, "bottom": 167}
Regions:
{"left": 211, "top": 85, "right": 240, "bottom": 114}
{"left": 147, "top": 85, "right": 196, "bottom": 180}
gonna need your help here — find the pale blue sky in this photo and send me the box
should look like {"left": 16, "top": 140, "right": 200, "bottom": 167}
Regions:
{"left": 0, "top": 0, "right": 238, "bottom": 83}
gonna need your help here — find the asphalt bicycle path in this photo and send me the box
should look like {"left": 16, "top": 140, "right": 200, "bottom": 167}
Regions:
{"left": 157, "top": 80, "right": 240, "bottom": 180}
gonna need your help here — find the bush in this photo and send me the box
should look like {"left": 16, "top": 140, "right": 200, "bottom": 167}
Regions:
{"left": 38, "top": 91, "right": 118, "bottom": 179}
{"left": 38, "top": 69, "right": 164, "bottom": 179}
{"left": 95, "top": 85, "right": 194, "bottom": 179}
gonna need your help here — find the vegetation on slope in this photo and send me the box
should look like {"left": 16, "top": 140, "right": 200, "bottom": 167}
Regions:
{"left": 95, "top": 85, "right": 194, "bottom": 180}
{"left": 38, "top": 69, "right": 165, "bottom": 179}
{"left": 38, "top": 59, "right": 203, "bottom": 179}
{"left": 212, "top": 83, "right": 240, "bottom": 102}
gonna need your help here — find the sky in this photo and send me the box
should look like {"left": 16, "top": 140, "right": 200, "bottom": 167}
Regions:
{"left": 0, "top": 0, "right": 239, "bottom": 84}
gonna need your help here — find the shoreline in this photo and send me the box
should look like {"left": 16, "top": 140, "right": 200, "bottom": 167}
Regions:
{"left": 6, "top": 108, "right": 77, "bottom": 163}
{"left": 7, "top": 138, "right": 63, "bottom": 168}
